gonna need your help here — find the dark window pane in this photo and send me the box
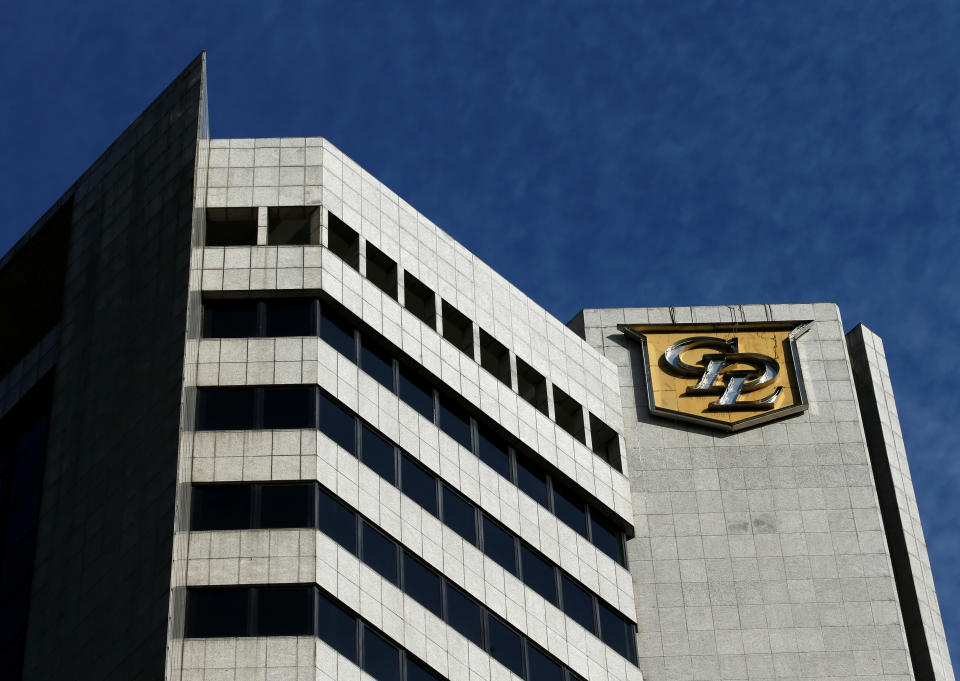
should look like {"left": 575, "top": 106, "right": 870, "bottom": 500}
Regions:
{"left": 444, "top": 583, "right": 482, "bottom": 647}
{"left": 317, "top": 488, "right": 357, "bottom": 554}
{"left": 192, "top": 485, "right": 251, "bottom": 531}
{"left": 265, "top": 298, "right": 315, "bottom": 337}
{"left": 527, "top": 645, "right": 563, "bottom": 681}
{"left": 516, "top": 457, "right": 548, "bottom": 507}
{"left": 398, "top": 366, "right": 434, "bottom": 421}
{"left": 591, "top": 515, "right": 625, "bottom": 566}
{"left": 317, "top": 592, "right": 357, "bottom": 662}
{"left": 318, "top": 392, "right": 355, "bottom": 453}
{"left": 197, "top": 388, "right": 256, "bottom": 431}
{"left": 257, "top": 586, "right": 314, "bottom": 636}
{"left": 599, "top": 601, "right": 636, "bottom": 662}
{"left": 437, "top": 396, "right": 472, "bottom": 450}
{"left": 553, "top": 487, "right": 587, "bottom": 537}
{"left": 203, "top": 301, "right": 258, "bottom": 338}
{"left": 405, "top": 657, "right": 442, "bottom": 681}
{"left": 486, "top": 614, "right": 523, "bottom": 677}
{"left": 259, "top": 483, "right": 315, "bottom": 529}
{"left": 441, "top": 486, "right": 476, "bottom": 545}
{"left": 562, "top": 576, "right": 595, "bottom": 633}
{"left": 320, "top": 307, "right": 356, "bottom": 361}
{"left": 520, "top": 545, "right": 556, "bottom": 604}
{"left": 477, "top": 427, "right": 510, "bottom": 479}
{"left": 362, "top": 522, "right": 398, "bottom": 585}
{"left": 400, "top": 455, "right": 438, "bottom": 516}
{"left": 482, "top": 515, "right": 516, "bottom": 575}
{"left": 362, "top": 627, "right": 401, "bottom": 681}
{"left": 360, "top": 336, "right": 395, "bottom": 391}
{"left": 263, "top": 386, "right": 316, "bottom": 429}
{"left": 186, "top": 588, "right": 248, "bottom": 637}
{"left": 402, "top": 552, "right": 442, "bottom": 618}
{"left": 361, "top": 425, "right": 396, "bottom": 485}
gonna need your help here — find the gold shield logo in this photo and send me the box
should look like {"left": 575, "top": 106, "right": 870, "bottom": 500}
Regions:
{"left": 618, "top": 322, "right": 811, "bottom": 431}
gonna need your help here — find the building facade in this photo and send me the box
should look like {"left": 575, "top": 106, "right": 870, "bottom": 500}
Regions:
{"left": 0, "top": 54, "right": 953, "bottom": 681}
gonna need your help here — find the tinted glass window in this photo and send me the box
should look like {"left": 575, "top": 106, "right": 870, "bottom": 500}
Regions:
{"left": 317, "top": 592, "right": 357, "bottom": 662}
{"left": 362, "top": 522, "right": 398, "bottom": 584}
{"left": 259, "top": 483, "right": 315, "bottom": 529}
{"left": 318, "top": 392, "right": 355, "bottom": 453}
{"left": 487, "top": 614, "right": 523, "bottom": 677}
{"left": 477, "top": 427, "right": 510, "bottom": 479}
{"left": 598, "top": 601, "right": 635, "bottom": 662}
{"left": 203, "top": 301, "right": 258, "bottom": 338}
{"left": 482, "top": 515, "right": 516, "bottom": 575}
{"left": 527, "top": 645, "right": 564, "bottom": 681}
{"left": 442, "top": 486, "right": 476, "bottom": 545}
{"left": 361, "top": 425, "right": 396, "bottom": 484}
{"left": 406, "top": 658, "right": 442, "bottom": 681}
{"left": 185, "top": 587, "right": 248, "bottom": 637}
{"left": 437, "top": 396, "right": 472, "bottom": 450}
{"left": 444, "top": 583, "right": 482, "bottom": 647}
{"left": 192, "top": 485, "right": 251, "bottom": 531}
{"left": 197, "top": 388, "right": 256, "bottom": 431}
{"left": 362, "top": 628, "right": 401, "bottom": 681}
{"left": 520, "top": 545, "right": 556, "bottom": 604}
{"left": 401, "top": 455, "right": 438, "bottom": 516}
{"left": 553, "top": 487, "right": 588, "bottom": 537}
{"left": 265, "top": 298, "right": 315, "bottom": 336}
{"left": 516, "top": 457, "right": 548, "bottom": 507}
{"left": 320, "top": 307, "right": 356, "bottom": 361}
{"left": 402, "top": 552, "right": 442, "bottom": 618}
{"left": 398, "top": 366, "right": 434, "bottom": 421}
{"left": 591, "top": 515, "right": 624, "bottom": 565}
{"left": 317, "top": 489, "right": 357, "bottom": 554}
{"left": 257, "top": 586, "right": 314, "bottom": 636}
{"left": 562, "top": 576, "right": 595, "bottom": 633}
{"left": 360, "top": 337, "right": 395, "bottom": 391}
{"left": 263, "top": 386, "right": 316, "bottom": 429}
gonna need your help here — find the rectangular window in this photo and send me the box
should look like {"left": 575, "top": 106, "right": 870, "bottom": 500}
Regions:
{"left": 553, "top": 486, "right": 588, "bottom": 537}
{"left": 486, "top": 614, "right": 524, "bottom": 678}
{"left": 257, "top": 586, "right": 314, "bottom": 635}
{"left": 265, "top": 298, "right": 316, "bottom": 337}
{"left": 362, "top": 628, "right": 401, "bottom": 681}
{"left": 520, "top": 545, "right": 556, "bottom": 604}
{"left": 185, "top": 587, "right": 249, "bottom": 637}
{"left": 360, "top": 335, "right": 395, "bottom": 391}
{"left": 327, "top": 213, "right": 360, "bottom": 270}
{"left": 263, "top": 386, "right": 316, "bottom": 429}
{"left": 259, "top": 483, "right": 315, "bottom": 529}
{"left": 400, "top": 455, "right": 438, "bottom": 516}
{"left": 203, "top": 300, "right": 259, "bottom": 338}
{"left": 598, "top": 600, "right": 636, "bottom": 662}
{"left": 196, "top": 388, "right": 256, "bottom": 431}
{"left": 553, "top": 385, "right": 585, "bottom": 444}
{"left": 515, "top": 358, "right": 548, "bottom": 415}
{"left": 317, "top": 591, "right": 358, "bottom": 662}
{"left": 441, "top": 485, "right": 476, "bottom": 545}
{"left": 481, "top": 515, "right": 517, "bottom": 575}
{"left": 317, "top": 488, "right": 357, "bottom": 554}
{"left": 561, "top": 576, "right": 595, "bottom": 633}
{"left": 191, "top": 485, "right": 251, "bottom": 531}
{"left": 526, "top": 645, "right": 564, "bottom": 681}
{"left": 589, "top": 413, "right": 621, "bottom": 470}
{"left": 516, "top": 456, "right": 548, "bottom": 508}
{"left": 440, "top": 301, "right": 473, "bottom": 356}
{"left": 361, "top": 425, "right": 396, "bottom": 485}
{"left": 267, "top": 206, "right": 315, "bottom": 245}
{"left": 479, "top": 329, "right": 511, "bottom": 386}
{"left": 444, "top": 583, "right": 483, "bottom": 647}
{"left": 406, "top": 658, "right": 442, "bottom": 681}
{"left": 318, "top": 392, "right": 356, "bottom": 453}
{"left": 364, "top": 242, "right": 398, "bottom": 299}
{"left": 591, "top": 515, "right": 625, "bottom": 565}
{"left": 362, "top": 521, "right": 399, "bottom": 585}
{"left": 437, "top": 395, "right": 472, "bottom": 451}
{"left": 206, "top": 207, "right": 257, "bottom": 247}
{"left": 402, "top": 552, "right": 442, "bottom": 618}
{"left": 320, "top": 305, "right": 356, "bottom": 361}
{"left": 476, "top": 426, "right": 510, "bottom": 479}
{"left": 398, "top": 365, "right": 434, "bottom": 421}
{"left": 403, "top": 272, "right": 435, "bottom": 329}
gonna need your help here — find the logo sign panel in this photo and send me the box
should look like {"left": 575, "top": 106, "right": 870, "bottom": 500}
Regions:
{"left": 618, "top": 322, "right": 811, "bottom": 431}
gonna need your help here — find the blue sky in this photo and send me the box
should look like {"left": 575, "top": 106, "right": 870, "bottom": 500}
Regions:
{"left": 2, "top": 0, "right": 958, "bottom": 665}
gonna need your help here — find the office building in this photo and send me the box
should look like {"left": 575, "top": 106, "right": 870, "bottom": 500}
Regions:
{"left": 0, "top": 53, "right": 953, "bottom": 681}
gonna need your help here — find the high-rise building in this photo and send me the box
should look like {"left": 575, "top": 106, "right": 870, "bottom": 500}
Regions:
{"left": 0, "top": 53, "right": 953, "bottom": 681}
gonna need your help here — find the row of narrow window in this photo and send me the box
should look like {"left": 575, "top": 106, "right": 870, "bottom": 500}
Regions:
{"left": 185, "top": 585, "right": 444, "bottom": 681}
{"left": 191, "top": 482, "right": 638, "bottom": 662}
{"left": 203, "top": 209, "right": 622, "bottom": 468}
{"left": 196, "top": 385, "right": 627, "bottom": 566}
